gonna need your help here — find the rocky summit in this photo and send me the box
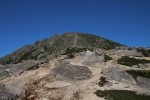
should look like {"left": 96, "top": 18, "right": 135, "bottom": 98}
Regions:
{"left": 0, "top": 32, "right": 150, "bottom": 100}
{"left": 0, "top": 32, "right": 123, "bottom": 65}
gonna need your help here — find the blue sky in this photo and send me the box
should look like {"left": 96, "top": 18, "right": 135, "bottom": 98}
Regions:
{"left": 0, "top": 0, "right": 150, "bottom": 57}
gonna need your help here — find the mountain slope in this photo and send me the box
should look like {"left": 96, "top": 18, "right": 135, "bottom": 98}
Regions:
{"left": 0, "top": 32, "right": 124, "bottom": 64}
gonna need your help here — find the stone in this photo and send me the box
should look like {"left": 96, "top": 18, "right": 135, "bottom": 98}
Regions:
{"left": 82, "top": 50, "right": 104, "bottom": 66}
{"left": 53, "top": 62, "right": 92, "bottom": 80}
{"left": 137, "top": 76, "right": 150, "bottom": 88}
{"left": 101, "top": 67, "right": 136, "bottom": 84}
{"left": 0, "top": 83, "right": 17, "bottom": 100}
{"left": 0, "top": 60, "right": 38, "bottom": 79}
{"left": 5, "top": 83, "right": 25, "bottom": 97}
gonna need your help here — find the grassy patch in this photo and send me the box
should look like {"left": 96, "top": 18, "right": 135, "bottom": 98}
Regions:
{"left": 94, "top": 90, "right": 150, "bottom": 100}
{"left": 126, "top": 70, "right": 150, "bottom": 79}
{"left": 117, "top": 56, "right": 150, "bottom": 67}
{"left": 104, "top": 55, "right": 112, "bottom": 62}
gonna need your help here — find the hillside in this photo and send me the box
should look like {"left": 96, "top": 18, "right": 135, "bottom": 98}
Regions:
{"left": 0, "top": 32, "right": 123, "bottom": 65}
{"left": 0, "top": 32, "right": 150, "bottom": 100}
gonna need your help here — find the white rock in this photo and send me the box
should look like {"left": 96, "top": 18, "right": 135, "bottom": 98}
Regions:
{"left": 41, "top": 98, "right": 49, "bottom": 100}
{"left": 44, "top": 81, "right": 71, "bottom": 89}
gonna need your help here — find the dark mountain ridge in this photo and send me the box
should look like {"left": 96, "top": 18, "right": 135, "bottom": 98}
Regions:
{"left": 0, "top": 32, "right": 124, "bottom": 65}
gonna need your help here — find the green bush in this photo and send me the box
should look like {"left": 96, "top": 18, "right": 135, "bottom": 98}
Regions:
{"left": 104, "top": 55, "right": 112, "bottom": 62}
{"left": 126, "top": 70, "right": 150, "bottom": 79}
{"left": 94, "top": 90, "right": 150, "bottom": 100}
{"left": 117, "top": 56, "right": 150, "bottom": 67}
{"left": 98, "top": 76, "right": 107, "bottom": 87}
{"left": 63, "top": 47, "right": 87, "bottom": 55}
{"left": 137, "top": 48, "right": 150, "bottom": 57}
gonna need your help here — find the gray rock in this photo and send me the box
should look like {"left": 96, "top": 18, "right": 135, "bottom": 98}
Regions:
{"left": 0, "top": 83, "right": 17, "bottom": 100}
{"left": 0, "top": 60, "right": 38, "bottom": 80}
{"left": 82, "top": 50, "right": 104, "bottom": 66}
{"left": 53, "top": 62, "right": 92, "bottom": 80}
{"left": 137, "top": 76, "right": 150, "bottom": 88}
{"left": 9, "top": 60, "right": 38, "bottom": 75}
{"left": 5, "top": 83, "right": 25, "bottom": 97}
{"left": 0, "top": 70, "right": 11, "bottom": 80}
{"left": 101, "top": 67, "right": 136, "bottom": 84}
{"left": 137, "top": 63, "right": 150, "bottom": 69}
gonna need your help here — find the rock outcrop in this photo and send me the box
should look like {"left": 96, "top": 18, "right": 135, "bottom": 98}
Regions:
{"left": 102, "top": 66, "right": 136, "bottom": 84}
{"left": 53, "top": 61, "right": 92, "bottom": 80}
{"left": 0, "top": 32, "right": 123, "bottom": 65}
{"left": 137, "top": 76, "right": 150, "bottom": 88}
{"left": 0, "top": 60, "right": 38, "bottom": 80}
{"left": 0, "top": 83, "right": 24, "bottom": 100}
{"left": 82, "top": 50, "right": 104, "bottom": 66}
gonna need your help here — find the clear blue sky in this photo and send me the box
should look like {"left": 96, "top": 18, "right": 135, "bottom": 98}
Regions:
{"left": 0, "top": 0, "right": 150, "bottom": 57}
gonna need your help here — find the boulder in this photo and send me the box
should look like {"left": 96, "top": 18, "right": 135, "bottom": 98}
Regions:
{"left": 5, "top": 83, "right": 25, "bottom": 97}
{"left": 0, "top": 60, "right": 38, "bottom": 79}
{"left": 53, "top": 62, "right": 92, "bottom": 80}
{"left": 101, "top": 67, "right": 136, "bottom": 84}
{"left": 137, "top": 76, "right": 150, "bottom": 88}
{"left": 0, "top": 83, "right": 17, "bottom": 100}
{"left": 82, "top": 50, "right": 104, "bottom": 66}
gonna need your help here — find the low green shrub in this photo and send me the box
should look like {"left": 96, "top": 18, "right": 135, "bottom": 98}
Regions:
{"left": 104, "top": 55, "right": 112, "bottom": 62}
{"left": 94, "top": 90, "right": 150, "bottom": 100}
{"left": 137, "top": 48, "right": 150, "bottom": 57}
{"left": 126, "top": 70, "right": 150, "bottom": 79}
{"left": 98, "top": 76, "right": 107, "bottom": 87}
{"left": 117, "top": 56, "right": 150, "bottom": 67}
{"left": 63, "top": 47, "right": 87, "bottom": 55}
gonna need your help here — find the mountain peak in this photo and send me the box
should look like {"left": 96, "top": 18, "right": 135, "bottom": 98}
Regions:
{"left": 0, "top": 32, "right": 124, "bottom": 64}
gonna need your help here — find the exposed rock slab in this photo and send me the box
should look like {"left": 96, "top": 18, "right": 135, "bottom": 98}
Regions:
{"left": 137, "top": 76, "right": 150, "bottom": 88}
{"left": 82, "top": 50, "right": 104, "bottom": 66}
{"left": 0, "top": 83, "right": 17, "bottom": 100}
{"left": 0, "top": 60, "right": 38, "bottom": 80}
{"left": 101, "top": 67, "right": 136, "bottom": 84}
{"left": 53, "top": 62, "right": 92, "bottom": 80}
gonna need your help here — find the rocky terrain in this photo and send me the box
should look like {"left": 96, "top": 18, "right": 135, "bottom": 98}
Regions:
{"left": 0, "top": 32, "right": 150, "bottom": 100}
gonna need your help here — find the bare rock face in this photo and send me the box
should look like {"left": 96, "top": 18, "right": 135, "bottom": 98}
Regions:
{"left": 53, "top": 62, "right": 92, "bottom": 80}
{"left": 101, "top": 67, "right": 136, "bottom": 84}
{"left": 0, "top": 84, "right": 17, "bottom": 100}
{"left": 0, "top": 60, "right": 38, "bottom": 80}
{"left": 137, "top": 76, "right": 150, "bottom": 88}
{"left": 82, "top": 50, "right": 104, "bottom": 66}
{"left": 5, "top": 83, "right": 25, "bottom": 97}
